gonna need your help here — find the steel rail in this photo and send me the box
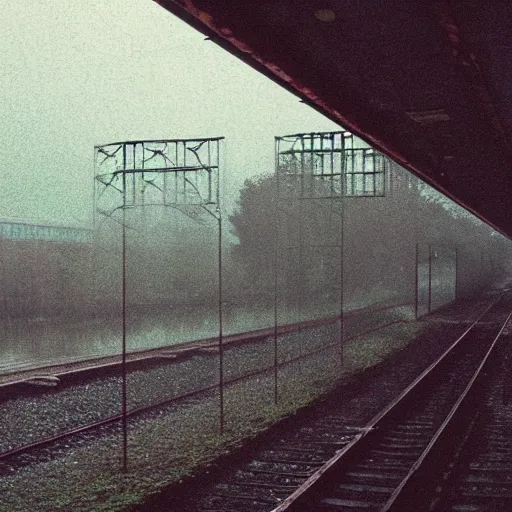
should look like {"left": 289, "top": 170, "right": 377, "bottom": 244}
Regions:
{"left": 0, "top": 342, "right": 335, "bottom": 463}
{"left": 0, "top": 306, "right": 411, "bottom": 464}
{"left": 0, "top": 296, "right": 491, "bottom": 470}
{"left": 270, "top": 293, "right": 505, "bottom": 511}
{"left": 381, "top": 308, "right": 512, "bottom": 511}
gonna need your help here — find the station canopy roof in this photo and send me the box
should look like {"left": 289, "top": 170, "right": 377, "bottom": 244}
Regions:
{"left": 157, "top": 0, "right": 512, "bottom": 238}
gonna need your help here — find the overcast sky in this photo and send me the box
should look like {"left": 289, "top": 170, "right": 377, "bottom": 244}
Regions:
{"left": 0, "top": 0, "right": 340, "bottom": 227}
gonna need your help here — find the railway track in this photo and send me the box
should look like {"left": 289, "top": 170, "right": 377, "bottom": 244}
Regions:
{"left": 426, "top": 317, "right": 512, "bottom": 512}
{"left": 267, "top": 296, "right": 512, "bottom": 511}
{"left": 0, "top": 294, "right": 502, "bottom": 504}
{"left": 0, "top": 302, "right": 412, "bottom": 475}
{"left": 162, "top": 294, "right": 510, "bottom": 512}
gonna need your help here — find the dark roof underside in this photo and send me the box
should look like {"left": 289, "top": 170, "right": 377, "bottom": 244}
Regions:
{"left": 156, "top": 0, "right": 511, "bottom": 238}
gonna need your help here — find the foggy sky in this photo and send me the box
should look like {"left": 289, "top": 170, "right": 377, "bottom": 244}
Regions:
{"left": 0, "top": 0, "right": 340, "bottom": 227}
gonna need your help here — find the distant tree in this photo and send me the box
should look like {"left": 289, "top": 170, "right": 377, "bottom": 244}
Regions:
{"left": 228, "top": 159, "right": 512, "bottom": 311}
{"left": 229, "top": 172, "right": 344, "bottom": 304}
{"left": 229, "top": 174, "right": 277, "bottom": 297}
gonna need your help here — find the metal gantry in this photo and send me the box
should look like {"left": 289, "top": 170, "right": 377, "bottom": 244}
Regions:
{"left": 94, "top": 137, "right": 224, "bottom": 470}
{"left": 274, "top": 132, "right": 342, "bottom": 403}
{"left": 95, "top": 138, "right": 222, "bottom": 218}
{"left": 273, "top": 131, "right": 389, "bottom": 402}
{"left": 276, "top": 131, "right": 387, "bottom": 200}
